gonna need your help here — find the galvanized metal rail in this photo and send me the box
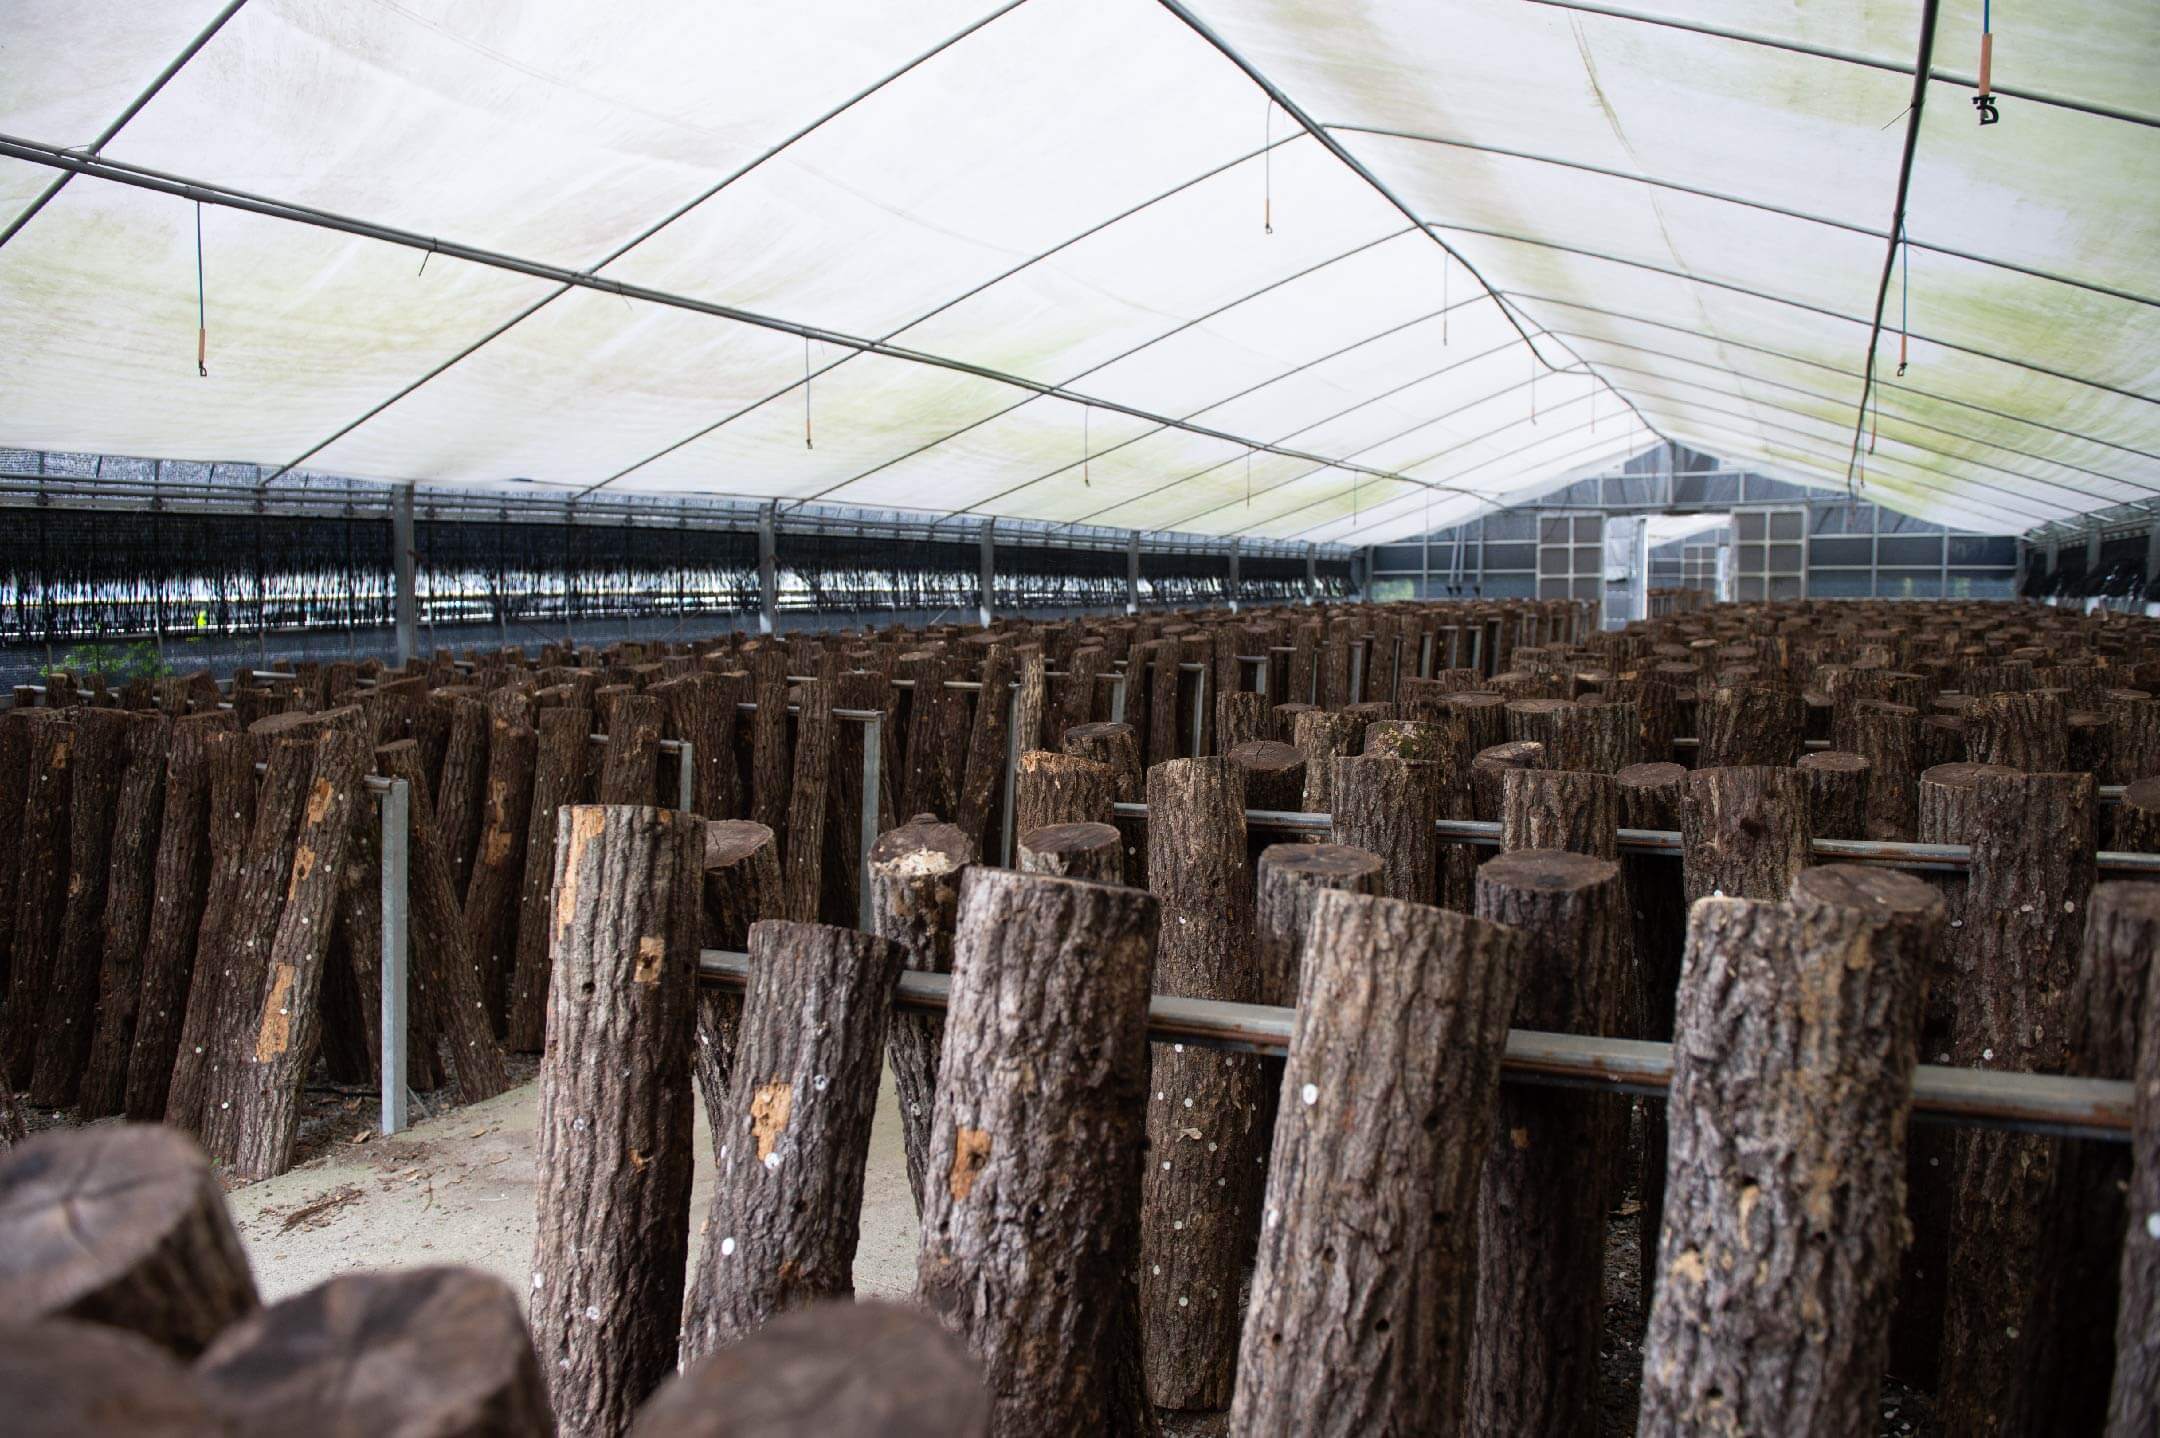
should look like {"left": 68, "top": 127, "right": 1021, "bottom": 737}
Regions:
{"left": 1109, "top": 803, "right": 2160, "bottom": 878}
{"left": 695, "top": 951, "right": 2131, "bottom": 1142}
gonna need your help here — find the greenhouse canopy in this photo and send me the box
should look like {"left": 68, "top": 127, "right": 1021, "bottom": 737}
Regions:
{"left": 2, "top": 0, "right": 2154, "bottom": 543}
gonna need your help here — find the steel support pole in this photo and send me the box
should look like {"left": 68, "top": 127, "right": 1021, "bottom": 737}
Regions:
{"left": 856, "top": 712, "right": 882, "bottom": 931}
{"left": 392, "top": 484, "right": 418, "bottom": 667}
{"left": 1304, "top": 541, "right": 1317, "bottom": 603}
{"left": 978, "top": 517, "right": 995, "bottom": 628}
{"left": 1226, "top": 537, "right": 1241, "bottom": 612}
{"left": 1126, "top": 530, "right": 1141, "bottom": 614}
{"left": 757, "top": 501, "right": 779, "bottom": 635}
{"left": 378, "top": 777, "right": 410, "bottom": 1136}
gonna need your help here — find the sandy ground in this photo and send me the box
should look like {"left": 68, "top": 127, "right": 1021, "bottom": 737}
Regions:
{"left": 228, "top": 1064, "right": 921, "bottom": 1305}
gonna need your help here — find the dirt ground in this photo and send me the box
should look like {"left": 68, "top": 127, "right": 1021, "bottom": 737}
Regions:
{"left": 224, "top": 1063, "right": 920, "bottom": 1304}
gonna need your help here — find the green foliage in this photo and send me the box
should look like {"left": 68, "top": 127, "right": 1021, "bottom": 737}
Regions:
{"left": 41, "top": 640, "right": 172, "bottom": 686}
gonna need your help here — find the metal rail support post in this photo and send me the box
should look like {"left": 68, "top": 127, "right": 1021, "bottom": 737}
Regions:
{"left": 376, "top": 776, "right": 410, "bottom": 1136}
{"left": 392, "top": 485, "right": 418, "bottom": 667}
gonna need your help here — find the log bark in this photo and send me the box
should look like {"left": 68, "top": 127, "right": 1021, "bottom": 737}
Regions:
{"left": 190, "top": 734, "right": 317, "bottom": 1148}
{"left": 956, "top": 653, "right": 1014, "bottom": 856}
{"left": 1059, "top": 721, "right": 1140, "bottom": 800}
{"left": 1226, "top": 739, "right": 1305, "bottom": 814}
{"left": 637, "top": 1299, "right": 987, "bottom": 1438}
{"left": 1678, "top": 765, "right": 1811, "bottom": 904}
{"left": 530, "top": 804, "right": 701, "bottom": 1438}
{"left": 2116, "top": 774, "right": 2160, "bottom": 853}
{"left": 1291, "top": 710, "right": 1367, "bottom": 814}
{"left": 1252, "top": 844, "right": 1380, "bottom": 1012}
{"left": 0, "top": 1124, "right": 259, "bottom": 1356}
{"left": 1139, "top": 757, "right": 1262, "bottom": 1414}
{"left": 1012, "top": 750, "right": 1116, "bottom": 838}
{"left": 1330, "top": 753, "right": 1438, "bottom": 905}
{"left": 1500, "top": 767, "right": 1618, "bottom": 859}
{"left": 1468, "top": 848, "right": 1623, "bottom": 1438}
{"left": 506, "top": 706, "right": 592, "bottom": 1053}
{"left": 656, "top": 672, "right": 737, "bottom": 820}
{"left": 1470, "top": 739, "right": 1543, "bottom": 822}
{"left": 1696, "top": 684, "right": 1803, "bottom": 767}
{"left": 2110, "top": 881, "right": 2160, "bottom": 1436}
{"left": 913, "top": 866, "right": 1161, "bottom": 1438}
{"left": 868, "top": 816, "right": 976, "bottom": 1216}
{"left": 692, "top": 819, "right": 781, "bottom": 1144}
{"left": 598, "top": 691, "right": 663, "bottom": 807}
{"left": 1796, "top": 749, "right": 1869, "bottom": 840}
{"left": 0, "top": 710, "right": 29, "bottom": 1021}
{"left": 1966, "top": 690, "right": 2070, "bottom": 771}
{"left": 1854, "top": 702, "right": 1922, "bottom": 840}
{"left": 377, "top": 741, "right": 511, "bottom": 1103}
{"left": 78, "top": 713, "right": 172, "bottom": 1117}
{"left": 162, "top": 730, "right": 254, "bottom": 1125}
{"left": 1636, "top": 866, "right": 1942, "bottom": 1437}
{"left": 2039, "top": 881, "right": 2160, "bottom": 1435}
{"left": 225, "top": 720, "right": 370, "bottom": 1181}
{"left": 1215, "top": 690, "right": 1270, "bottom": 753}
{"left": 0, "top": 1318, "right": 222, "bottom": 1435}
{"left": 1017, "top": 821, "right": 1122, "bottom": 883}
{"left": 431, "top": 695, "right": 490, "bottom": 904}
{"left": 1938, "top": 772, "right": 2097, "bottom": 1437}
{"left": 462, "top": 713, "right": 535, "bottom": 1030}
{"left": 197, "top": 1266, "right": 551, "bottom": 1438}
{"left": 1230, "top": 891, "right": 1524, "bottom": 1437}
{"left": 781, "top": 676, "right": 835, "bottom": 922}
{"left": 680, "top": 920, "right": 902, "bottom": 1361}
{"left": 30, "top": 707, "right": 129, "bottom": 1105}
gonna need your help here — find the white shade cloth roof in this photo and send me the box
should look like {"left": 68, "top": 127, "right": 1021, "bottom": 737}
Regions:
{"left": 1, "top": 0, "right": 2153, "bottom": 544}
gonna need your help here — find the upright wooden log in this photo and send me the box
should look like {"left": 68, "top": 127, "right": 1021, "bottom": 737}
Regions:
{"left": 914, "top": 868, "right": 1160, "bottom": 1438}
{"left": 78, "top": 713, "right": 172, "bottom": 1117}
{"left": 780, "top": 677, "right": 835, "bottom": 921}
{"left": 1140, "top": 757, "right": 1261, "bottom": 1414}
{"left": 0, "top": 1124, "right": 259, "bottom": 1356}
{"left": 680, "top": 921, "right": 902, "bottom": 1361}
{"left": 225, "top": 721, "right": 369, "bottom": 1181}
{"left": 1696, "top": 685, "right": 1803, "bottom": 767}
{"left": 2040, "top": 882, "right": 2160, "bottom": 1434}
{"left": 657, "top": 672, "right": 737, "bottom": 820}
{"left": 1291, "top": 709, "right": 1366, "bottom": 813}
{"left": 0, "top": 710, "right": 30, "bottom": 1020}
{"left": 1226, "top": 739, "right": 1306, "bottom": 813}
{"left": 432, "top": 696, "right": 490, "bottom": 902}
{"left": 1795, "top": 749, "right": 1869, "bottom": 839}
{"left": 1330, "top": 753, "right": 1438, "bottom": 905}
{"left": 30, "top": 707, "right": 128, "bottom": 1106}
{"left": 161, "top": 729, "right": 253, "bottom": 1124}
{"left": 1678, "top": 765, "right": 1811, "bottom": 904}
{"left": 1060, "top": 721, "right": 1141, "bottom": 800}
{"left": 691, "top": 820, "right": 781, "bottom": 1142}
{"left": 1252, "top": 844, "right": 1381, "bottom": 1009}
{"left": 1017, "top": 821, "right": 1122, "bottom": 883}
{"left": 637, "top": 1299, "right": 987, "bottom": 1438}
{"left": 376, "top": 742, "right": 510, "bottom": 1104}
{"left": 1012, "top": 750, "right": 1116, "bottom": 838}
{"left": 1215, "top": 690, "right": 1270, "bottom": 753}
{"left": 1467, "top": 849, "right": 1623, "bottom": 1438}
{"left": 2116, "top": 774, "right": 2160, "bottom": 853}
{"left": 1636, "top": 866, "right": 1942, "bottom": 1436}
{"left": 0, "top": 1319, "right": 222, "bottom": 1436}
{"left": 1966, "top": 690, "right": 2070, "bottom": 771}
{"left": 506, "top": 706, "right": 592, "bottom": 1053}
{"left": 1231, "top": 891, "right": 1524, "bottom": 1436}
{"left": 531, "top": 805, "right": 701, "bottom": 1438}
{"left": 1854, "top": 702, "right": 1921, "bottom": 840}
{"left": 867, "top": 816, "right": 976, "bottom": 1215}
{"left": 180, "top": 734, "right": 315, "bottom": 1143}
{"left": 1938, "top": 772, "right": 2097, "bottom": 1437}
{"left": 462, "top": 714, "right": 535, "bottom": 1028}
{"left": 1469, "top": 738, "right": 1543, "bottom": 822}
{"left": 1500, "top": 768, "right": 1619, "bottom": 859}
{"left": 597, "top": 691, "right": 663, "bottom": 807}
{"left": 196, "top": 1267, "right": 551, "bottom": 1438}
{"left": 2110, "top": 882, "right": 2160, "bottom": 1435}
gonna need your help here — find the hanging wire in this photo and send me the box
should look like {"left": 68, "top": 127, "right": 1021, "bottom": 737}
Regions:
{"left": 1896, "top": 224, "right": 1910, "bottom": 376}
{"left": 804, "top": 335, "right": 814, "bottom": 448}
{"left": 1973, "top": 0, "right": 1998, "bottom": 123}
{"left": 1262, "top": 98, "right": 1274, "bottom": 235}
{"left": 194, "top": 200, "right": 207, "bottom": 378}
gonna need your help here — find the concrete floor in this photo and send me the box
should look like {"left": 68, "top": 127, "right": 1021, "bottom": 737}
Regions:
{"left": 227, "top": 1065, "right": 921, "bottom": 1305}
